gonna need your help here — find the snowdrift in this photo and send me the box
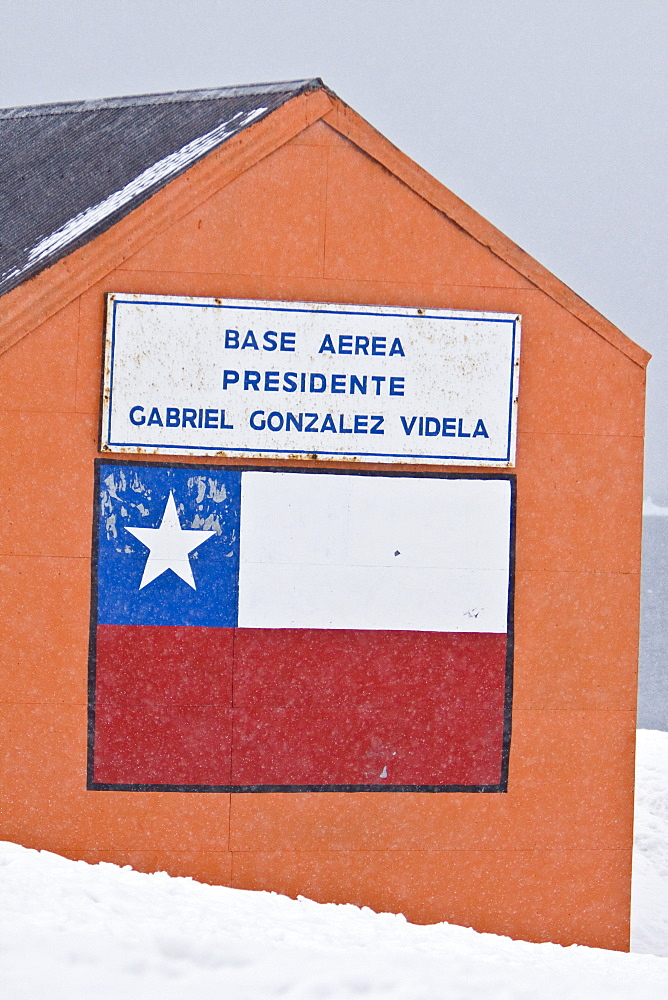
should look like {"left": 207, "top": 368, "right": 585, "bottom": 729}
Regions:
{"left": 1, "top": 730, "right": 667, "bottom": 999}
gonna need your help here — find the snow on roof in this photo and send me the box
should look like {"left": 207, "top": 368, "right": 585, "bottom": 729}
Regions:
{"left": 0, "top": 80, "right": 323, "bottom": 298}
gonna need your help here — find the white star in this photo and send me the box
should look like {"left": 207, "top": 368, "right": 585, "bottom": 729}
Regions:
{"left": 125, "top": 491, "right": 216, "bottom": 590}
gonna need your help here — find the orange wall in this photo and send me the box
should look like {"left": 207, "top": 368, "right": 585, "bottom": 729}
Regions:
{"left": 0, "top": 119, "right": 645, "bottom": 950}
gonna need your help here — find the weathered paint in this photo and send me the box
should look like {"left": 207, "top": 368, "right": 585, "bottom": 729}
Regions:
{"left": 0, "top": 99, "right": 646, "bottom": 951}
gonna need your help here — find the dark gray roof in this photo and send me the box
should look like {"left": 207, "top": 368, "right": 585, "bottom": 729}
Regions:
{"left": 0, "top": 79, "right": 326, "bottom": 298}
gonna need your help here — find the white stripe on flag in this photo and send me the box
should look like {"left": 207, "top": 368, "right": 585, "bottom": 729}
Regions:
{"left": 237, "top": 473, "right": 511, "bottom": 632}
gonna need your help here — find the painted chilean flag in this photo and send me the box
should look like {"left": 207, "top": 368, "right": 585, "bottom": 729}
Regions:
{"left": 89, "top": 461, "right": 514, "bottom": 791}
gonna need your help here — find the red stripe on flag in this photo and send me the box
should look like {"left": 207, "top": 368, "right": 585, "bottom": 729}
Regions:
{"left": 232, "top": 629, "right": 507, "bottom": 787}
{"left": 93, "top": 626, "right": 507, "bottom": 787}
{"left": 93, "top": 625, "right": 234, "bottom": 785}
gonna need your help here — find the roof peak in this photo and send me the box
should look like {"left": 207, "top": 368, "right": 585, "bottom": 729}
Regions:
{"left": 0, "top": 78, "right": 326, "bottom": 120}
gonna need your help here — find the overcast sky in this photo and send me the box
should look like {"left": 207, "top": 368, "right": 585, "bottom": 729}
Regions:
{"left": 1, "top": 0, "right": 666, "bottom": 498}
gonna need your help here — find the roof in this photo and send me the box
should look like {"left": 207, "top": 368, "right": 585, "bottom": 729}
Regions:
{"left": 0, "top": 79, "right": 324, "bottom": 297}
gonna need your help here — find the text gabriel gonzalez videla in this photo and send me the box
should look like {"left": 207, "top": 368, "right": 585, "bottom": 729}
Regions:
{"left": 125, "top": 327, "right": 491, "bottom": 440}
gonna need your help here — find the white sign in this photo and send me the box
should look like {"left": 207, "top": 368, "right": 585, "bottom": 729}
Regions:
{"left": 101, "top": 294, "right": 521, "bottom": 466}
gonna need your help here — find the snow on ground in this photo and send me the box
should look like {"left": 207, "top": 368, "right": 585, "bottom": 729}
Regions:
{"left": 632, "top": 729, "right": 668, "bottom": 957}
{"left": 1, "top": 732, "right": 667, "bottom": 999}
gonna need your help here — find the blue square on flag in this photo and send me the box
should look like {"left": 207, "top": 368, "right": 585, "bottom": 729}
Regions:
{"left": 97, "top": 463, "right": 241, "bottom": 626}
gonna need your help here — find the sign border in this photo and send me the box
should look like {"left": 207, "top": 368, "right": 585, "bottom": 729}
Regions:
{"left": 100, "top": 294, "right": 521, "bottom": 466}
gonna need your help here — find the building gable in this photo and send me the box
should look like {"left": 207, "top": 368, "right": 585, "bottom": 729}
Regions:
{"left": 0, "top": 82, "right": 649, "bottom": 369}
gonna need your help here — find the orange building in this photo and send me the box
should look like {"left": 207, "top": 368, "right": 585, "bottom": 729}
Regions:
{"left": 0, "top": 79, "right": 648, "bottom": 950}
